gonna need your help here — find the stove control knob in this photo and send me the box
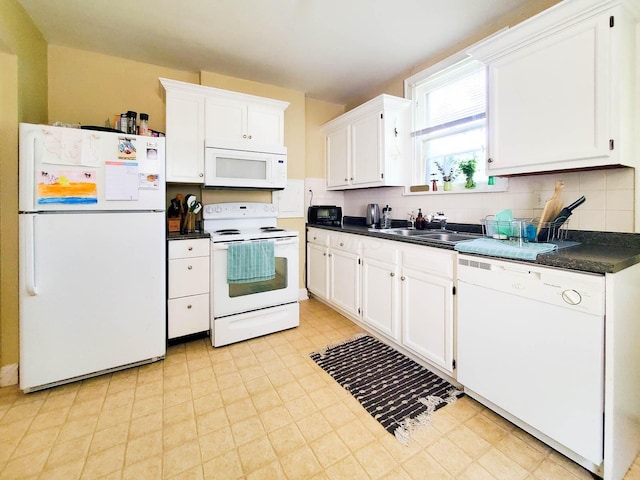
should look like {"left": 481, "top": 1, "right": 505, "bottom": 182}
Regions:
{"left": 204, "top": 206, "right": 213, "bottom": 215}
{"left": 264, "top": 205, "right": 270, "bottom": 212}
{"left": 215, "top": 206, "right": 223, "bottom": 213}
{"left": 561, "top": 289, "right": 582, "bottom": 305}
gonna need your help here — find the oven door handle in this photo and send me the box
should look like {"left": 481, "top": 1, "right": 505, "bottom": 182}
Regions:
{"left": 213, "top": 238, "right": 298, "bottom": 250}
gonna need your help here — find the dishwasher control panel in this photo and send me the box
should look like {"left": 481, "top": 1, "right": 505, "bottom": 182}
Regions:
{"left": 457, "top": 255, "right": 605, "bottom": 316}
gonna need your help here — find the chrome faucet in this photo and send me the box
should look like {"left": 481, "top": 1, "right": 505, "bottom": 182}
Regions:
{"left": 432, "top": 212, "right": 448, "bottom": 230}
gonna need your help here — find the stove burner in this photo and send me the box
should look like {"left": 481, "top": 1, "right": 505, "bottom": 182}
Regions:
{"left": 215, "top": 229, "right": 240, "bottom": 235}
{"left": 260, "top": 227, "right": 285, "bottom": 232}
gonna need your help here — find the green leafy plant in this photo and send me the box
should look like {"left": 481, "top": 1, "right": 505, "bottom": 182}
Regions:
{"left": 458, "top": 158, "right": 477, "bottom": 177}
{"left": 459, "top": 158, "right": 477, "bottom": 189}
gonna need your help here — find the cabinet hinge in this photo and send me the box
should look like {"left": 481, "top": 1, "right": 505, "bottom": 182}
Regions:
{"left": 610, "top": 16, "right": 614, "bottom": 27}
{"left": 610, "top": 139, "right": 614, "bottom": 150}
{"left": 452, "top": 286, "right": 456, "bottom": 295}
{"left": 452, "top": 359, "right": 456, "bottom": 369}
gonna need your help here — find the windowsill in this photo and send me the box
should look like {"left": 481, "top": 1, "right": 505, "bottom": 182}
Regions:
{"left": 403, "top": 177, "right": 508, "bottom": 195}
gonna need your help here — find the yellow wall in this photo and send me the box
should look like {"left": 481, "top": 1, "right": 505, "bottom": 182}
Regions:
{"left": 48, "top": 45, "right": 199, "bottom": 130}
{"left": 0, "top": 0, "right": 48, "bottom": 374}
{"left": 305, "top": 98, "right": 345, "bottom": 178}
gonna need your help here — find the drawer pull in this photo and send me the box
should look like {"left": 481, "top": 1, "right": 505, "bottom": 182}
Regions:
{"left": 188, "top": 246, "right": 193, "bottom": 251}
{"left": 390, "top": 272, "right": 395, "bottom": 277}
{"left": 187, "top": 304, "right": 192, "bottom": 309}
{"left": 187, "top": 265, "right": 193, "bottom": 270}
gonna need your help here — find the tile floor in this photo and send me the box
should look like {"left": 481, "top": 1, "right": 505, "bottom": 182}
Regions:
{"left": 1, "top": 298, "right": 639, "bottom": 480}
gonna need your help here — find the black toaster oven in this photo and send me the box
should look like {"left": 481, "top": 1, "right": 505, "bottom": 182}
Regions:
{"left": 307, "top": 205, "right": 342, "bottom": 226}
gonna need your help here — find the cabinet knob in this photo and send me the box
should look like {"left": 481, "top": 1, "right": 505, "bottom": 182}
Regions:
{"left": 313, "top": 236, "right": 317, "bottom": 240}
{"left": 328, "top": 253, "right": 332, "bottom": 257}
{"left": 188, "top": 246, "right": 193, "bottom": 251}
{"left": 187, "top": 265, "right": 193, "bottom": 270}
{"left": 339, "top": 242, "right": 344, "bottom": 246}
{"left": 344, "top": 178, "right": 348, "bottom": 182}
{"left": 242, "top": 134, "right": 247, "bottom": 139}
{"left": 199, "top": 173, "right": 204, "bottom": 177}
{"left": 350, "top": 177, "right": 354, "bottom": 181}
{"left": 390, "top": 272, "right": 395, "bottom": 277}
{"left": 187, "top": 304, "right": 192, "bottom": 309}
{"left": 323, "top": 253, "right": 326, "bottom": 256}
{"left": 248, "top": 135, "right": 252, "bottom": 139}
{"left": 401, "top": 276, "right": 406, "bottom": 281}
{"left": 487, "top": 158, "right": 494, "bottom": 164}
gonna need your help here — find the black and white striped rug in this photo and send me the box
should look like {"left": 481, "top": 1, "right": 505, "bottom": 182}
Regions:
{"left": 310, "top": 334, "right": 463, "bottom": 444}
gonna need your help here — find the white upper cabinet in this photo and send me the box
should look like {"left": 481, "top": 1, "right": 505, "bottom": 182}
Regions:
{"left": 468, "top": 0, "right": 638, "bottom": 176}
{"left": 205, "top": 94, "right": 288, "bottom": 152}
{"left": 323, "top": 94, "right": 410, "bottom": 190}
{"left": 161, "top": 79, "right": 206, "bottom": 183}
{"left": 160, "top": 78, "right": 289, "bottom": 184}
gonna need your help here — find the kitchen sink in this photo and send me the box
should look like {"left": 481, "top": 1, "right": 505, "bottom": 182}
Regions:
{"left": 376, "top": 228, "right": 481, "bottom": 244}
{"left": 418, "top": 232, "right": 481, "bottom": 243}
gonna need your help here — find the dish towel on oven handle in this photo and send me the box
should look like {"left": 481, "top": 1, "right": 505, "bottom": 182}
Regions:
{"left": 227, "top": 240, "right": 276, "bottom": 283}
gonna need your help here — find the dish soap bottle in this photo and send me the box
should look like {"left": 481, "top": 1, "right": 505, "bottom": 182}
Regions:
{"left": 382, "top": 205, "right": 392, "bottom": 229}
{"left": 415, "top": 208, "right": 425, "bottom": 229}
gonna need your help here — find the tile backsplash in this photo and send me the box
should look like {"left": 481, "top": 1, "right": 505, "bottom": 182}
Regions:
{"left": 306, "top": 168, "right": 635, "bottom": 233}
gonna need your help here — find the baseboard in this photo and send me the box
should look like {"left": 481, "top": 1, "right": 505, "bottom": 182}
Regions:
{"left": 298, "top": 288, "right": 309, "bottom": 301}
{"left": 0, "top": 363, "right": 19, "bottom": 387}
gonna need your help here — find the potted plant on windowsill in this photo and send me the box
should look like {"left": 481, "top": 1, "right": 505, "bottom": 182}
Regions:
{"left": 434, "top": 158, "right": 458, "bottom": 191}
{"left": 459, "top": 158, "right": 477, "bottom": 189}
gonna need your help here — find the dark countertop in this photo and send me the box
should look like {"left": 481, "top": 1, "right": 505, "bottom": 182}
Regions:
{"left": 167, "top": 231, "right": 210, "bottom": 241}
{"left": 306, "top": 218, "right": 640, "bottom": 275}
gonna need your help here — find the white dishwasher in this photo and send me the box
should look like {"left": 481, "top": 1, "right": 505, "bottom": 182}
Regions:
{"left": 457, "top": 254, "right": 606, "bottom": 471}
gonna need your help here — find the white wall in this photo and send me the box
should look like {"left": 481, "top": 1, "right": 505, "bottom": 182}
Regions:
{"left": 333, "top": 167, "right": 634, "bottom": 232}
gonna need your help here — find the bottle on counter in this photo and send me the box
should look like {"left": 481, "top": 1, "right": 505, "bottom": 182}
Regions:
{"left": 382, "top": 205, "right": 392, "bottom": 229}
{"left": 415, "top": 208, "right": 425, "bottom": 229}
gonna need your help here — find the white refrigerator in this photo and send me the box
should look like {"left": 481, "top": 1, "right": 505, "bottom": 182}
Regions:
{"left": 18, "top": 123, "right": 167, "bottom": 392}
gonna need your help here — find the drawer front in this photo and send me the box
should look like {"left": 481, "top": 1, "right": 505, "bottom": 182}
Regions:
{"left": 362, "top": 237, "right": 398, "bottom": 264}
{"left": 169, "top": 257, "right": 210, "bottom": 298}
{"left": 168, "top": 294, "right": 209, "bottom": 339}
{"left": 402, "top": 245, "right": 454, "bottom": 279}
{"left": 307, "top": 228, "right": 329, "bottom": 246}
{"left": 168, "top": 238, "right": 210, "bottom": 259}
{"left": 330, "top": 232, "right": 359, "bottom": 252}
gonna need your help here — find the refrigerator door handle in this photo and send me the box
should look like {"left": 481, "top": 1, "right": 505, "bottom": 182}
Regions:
{"left": 25, "top": 215, "right": 38, "bottom": 296}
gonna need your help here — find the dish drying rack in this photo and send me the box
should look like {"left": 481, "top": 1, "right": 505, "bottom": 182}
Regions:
{"left": 482, "top": 215, "right": 570, "bottom": 244}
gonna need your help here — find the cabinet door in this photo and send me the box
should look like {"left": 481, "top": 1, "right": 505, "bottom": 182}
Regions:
{"left": 361, "top": 257, "right": 400, "bottom": 340}
{"left": 486, "top": 14, "right": 610, "bottom": 174}
{"left": 247, "top": 103, "right": 284, "bottom": 145}
{"left": 326, "top": 126, "right": 350, "bottom": 189}
{"left": 351, "top": 112, "right": 382, "bottom": 186}
{"left": 166, "top": 90, "right": 205, "bottom": 183}
{"left": 329, "top": 248, "right": 360, "bottom": 318}
{"left": 306, "top": 243, "right": 329, "bottom": 299}
{"left": 205, "top": 96, "right": 246, "bottom": 145}
{"left": 401, "top": 268, "right": 454, "bottom": 373}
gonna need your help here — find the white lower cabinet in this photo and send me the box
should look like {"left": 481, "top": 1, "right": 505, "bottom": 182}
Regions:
{"left": 361, "top": 239, "right": 400, "bottom": 340}
{"left": 400, "top": 245, "right": 455, "bottom": 374}
{"left": 306, "top": 229, "right": 330, "bottom": 300}
{"left": 168, "top": 238, "right": 210, "bottom": 339}
{"left": 307, "top": 228, "right": 455, "bottom": 375}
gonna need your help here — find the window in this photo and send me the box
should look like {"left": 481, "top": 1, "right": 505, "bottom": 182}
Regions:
{"left": 406, "top": 57, "right": 487, "bottom": 188}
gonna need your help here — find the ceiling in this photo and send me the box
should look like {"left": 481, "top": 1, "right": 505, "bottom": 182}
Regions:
{"left": 18, "top": 0, "right": 539, "bottom": 105}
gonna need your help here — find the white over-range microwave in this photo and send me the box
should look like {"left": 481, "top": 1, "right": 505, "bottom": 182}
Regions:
{"left": 204, "top": 146, "right": 287, "bottom": 190}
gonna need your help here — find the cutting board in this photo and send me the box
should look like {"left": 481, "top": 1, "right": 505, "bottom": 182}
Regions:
{"left": 537, "top": 180, "right": 564, "bottom": 235}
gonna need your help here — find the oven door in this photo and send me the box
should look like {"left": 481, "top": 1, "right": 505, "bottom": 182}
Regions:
{"left": 212, "top": 236, "right": 299, "bottom": 317}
